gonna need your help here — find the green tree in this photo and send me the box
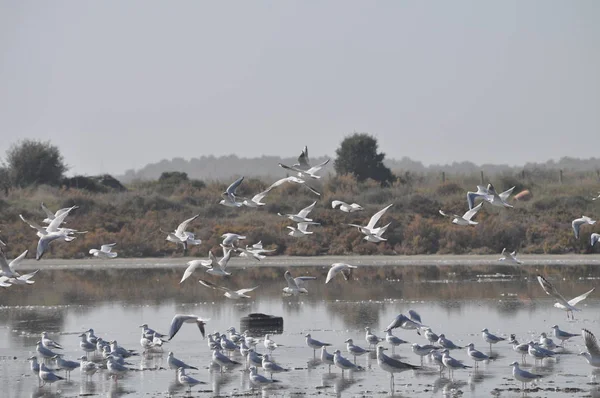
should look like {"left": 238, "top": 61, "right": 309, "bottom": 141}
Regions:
{"left": 334, "top": 133, "right": 395, "bottom": 185}
{"left": 5, "top": 140, "right": 68, "bottom": 187}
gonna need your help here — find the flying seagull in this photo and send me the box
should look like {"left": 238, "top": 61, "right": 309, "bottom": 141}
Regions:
{"left": 467, "top": 184, "right": 515, "bottom": 210}
{"left": 325, "top": 263, "right": 357, "bottom": 284}
{"left": 165, "top": 215, "right": 201, "bottom": 251}
{"left": 572, "top": 216, "right": 596, "bottom": 239}
{"left": 347, "top": 204, "right": 393, "bottom": 242}
{"left": 268, "top": 176, "right": 321, "bottom": 196}
{"left": 439, "top": 202, "right": 483, "bottom": 226}
{"left": 89, "top": 243, "right": 118, "bottom": 258}
{"left": 198, "top": 278, "right": 259, "bottom": 300}
{"left": 168, "top": 314, "right": 208, "bottom": 341}
{"left": 499, "top": 248, "right": 522, "bottom": 264}
{"left": 537, "top": 275, "right": 595, "bottom": 319}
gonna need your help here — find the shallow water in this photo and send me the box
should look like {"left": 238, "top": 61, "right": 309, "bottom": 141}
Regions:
{"left": 2, "top": 260, "right": 600, "bottom": 398}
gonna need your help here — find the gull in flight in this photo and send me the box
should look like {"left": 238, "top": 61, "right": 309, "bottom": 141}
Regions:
{"left": 20, "top": 206, "right": 80, "bottom": 260}
{"left": 239, "top": 241, "right": 276, "bottom": 258}
{"left": 278, "top": 201, "right": 317, "bottom": 223}
{"left": 165, "top": 214, "right": 201, "bottom": 251}
{"left": 591, "top": 233, "right": 600, "bottom": 246}
{"left": 220, "top": 176, "right": 245, "bottom": 207}
{"left": 467, "top": 183, "right": 515, "bottom": 210}
{"left": 198, "top": 278, "right": 259, "bottom": 299}
{"left": 89, "top": 243, "right": 118, "bottom": 258}
{"left": 499, "top": 248, "right": 522, "bottom": 264}
{"left": 287, "top": 221, "right": 320, "bottom": 237}
{"left": 537, "top": 275, "right": 595, "bottom": 319}
{"left": 383, "top": 313, "right": 423, "bottom": 332}
{"left": 283, "top": 270, "right": 316, "bottom": 295}
{"left": 510, "top": 361, "right": 542, "bottom": 390}
{"left": 235, "top": 245, "right": 267, "bottom": 261}
{"left": 243, "top": 187, "right": 274, "bottom": 208}
{"left": 221, "top": 233, "right": 246, "bottom": 248}
{"left": 180, "top": 247, "right": 232, "bottom": 282}
{"left": 41, "top": 203, "right": 78, "bottom": 225}
{"left": 278, "top": 157, "right": 330, "bottom": 180}
{"left": 580, "top": 328, "right": 600, "bottom": 367}
{"left": 439, "top": 202, "right": 483, "bottom": 226}
{"left": 592, "top": 192, "right": 600, "bottom": 201}
{"left": 572, "top": 216, "right": 596, "bottom": 239}
{"left": 325, "top": 263, "right": 357, "bottom": 284}
{"left": 0, "top": 247, "right": 38, "bottom": 286}
{"left": 331, "top": 200, "right": 363, "bottom": 213}
{"left": 168, "top": 314, "right": 208, "bottom": 341}
{"left": 268, "top": 176, "right": 321, "bottom": 196}
{"left": 347, "top": 204, "right": 393, "bottom": 242}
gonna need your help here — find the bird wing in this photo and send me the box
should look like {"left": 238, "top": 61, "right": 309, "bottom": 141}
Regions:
{"left": 180, "top": 261, "right": 201, "bottom": 283}
{"left": 8, "top": 250, "right": 28, "bottom": 271}
{"left": 439, "top": 210, "right": 450, "bottom": 218}
{"left": 499, "top": 186, "right": 516, "bottom": 201}
{"left": 294, "top": 276, "right": 317, "bottom": 288}
{"left": 19, "top": 214, "right": 46, "bottom": 232}
{"left": 298, "top": 201, "right": 317, "bottom": 218}
{"left": 40, "top": 202, "right": 55, "bottom": 219}
{"left": 36, "top": 234, "right": 63, "bottom": 260}
{"left": 568, "top": 287, "right": 595, "bottom": 306}
{"left": 225, "top": 176, "right": 244, "bottom": 197}
{"left": 251, "top": 187, "right": 273, "bottom": 203}
{"left": 332, "top": 200, "right": 346, "bottom": 209}
{"left": 46, "top": 206, "right": 76, "bottom": 232}
{"left": 176, "top": 214, "right": 199, "bottom": 236}
{"left": 218, "top": 247, "right": 232, "bottom": 269}
{"left": 278, "top": 162, "right": 305, "bottom": 174}
{"left": 382, "top": 352, "right": 418, "bottom": 370}
{"left": 285, "top": 272, "right": 300, "bottom": 289}
{"left": 298, "top": 222, "right": 318, "bottom": 232}
{"left": 306, "top": 158, "right": 330, "bottom": 175}
{"left": 168, "top": 314, "right": 193, "bottom": 340}
{"left": 304, "top": 183, "right": 321, "bottom": 196}
{"left": 101, "top": 243, "right": 116, "bottom": 253}
{"left": 198, "top": 278, "right": 231, "bottom": 293}
{"left": 0, "top": 248, "right": 12, "bottom": 275}
{"left": 583, "top": 328, "right": 600, "bottom": 357}
{"left": 408, "top": 309, "right": 422, "bottom": 324}
{"left": 591, "top": 233, "right": 600, "bottom": 246}
{"left": 297, "top": 146, "right": 310, "bottom": 168}
{"left": 266, "top": 177, "right": 290, "bottom": 190}
{"left": 536, "top": 275, "right": 570, "bottom": 307}
{"left": 366, "top": 204, "right": 393, "bottom": 230}
{"left": 462, "top": 202, "right": 483, "bottom": 221}
{"left": 237, "top": 286, "right": 259, "bottom": 295}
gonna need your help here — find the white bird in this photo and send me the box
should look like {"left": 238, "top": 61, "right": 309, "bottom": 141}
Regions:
{"left": 385, "top": 330, "right": 408, "bottom": 354}
{"left": 411, "top": 343, "right": 436, "bottom": 365}
{"left": 0, "top": 248, "right": 38, "bottom": 285}
{"left": 592, "top": 192, "right": 600, "bottom": 201}
{"left": 591, "top": 233, "right": 600, "bottom": 246}
{"left": 78, "top": 356, "right": 98, "bottom": 380}
{"left": 198, "top": 278, "right": 259, "bottom": 299}
{"left": 235, "top": 246, "right": 265, "bottom": 261}
{"left": 262, "top": 354, "right": 289, "bottom": 379}
{"left": 279, "top": 158, "right": 330, "bottom": 179}
{"left": 212, "top": 349, "right": 241, "bottom": 372}
{"left": 221, "top": 233, "right": 246, "bottom": 247}
{"left": 345, "top": 338, "right": 369, "bottom": 363}
{"left": 52, "top": 355, "right": 80, "bottom": 379}
{"left": 286, "top": 221, "right": 320, "bottom": 237}
{"left": 499, "top": 248, "right": 522, "bottom": 264}
{"left": 331, "top": 200, "right": 363, "bottom": 213}
{"left": 509, "top": 336, "right": 529, "bottom": 362}
{"left": 325, "top": 263, "right": 357, "bottom": 284}
{"left": 333, "top": 349, "right": 360, "bottom": 376}
{"left": 221, "top": 176, "right": 244, "bottom": 203}
{"left": 39, "top": 362, "right": 65, "bottom": 387}
{"left": 467, "top": 184, "right": 515, "bottom": 209}
{"left": 551, "top": 325, "right": 579, "bottom": 346}
{"left": 573, "top": 216, "right": 596, "bottom": 239}
{"left": 249, "top": 365, "right": 277, "bottom": 387}
{"left": 305, "top": 333, "right": 332, "bottom": 357}
{"left": 466, "top": 343, "right": 489, "bottom": 368}
{"left": 365, "top": 326, "right": 383, "bottom": 348}
{"left": 580, "top": 328, "right": 600, "bottom": 367}
{"left": 165, "top": 214, "right": 201, "bottom": 251}
{"left": 168, "top": 352, "right": 198, "bottom": 374}
{"left": 347, "top": 203, "right": 393, "bottom": 242}
{"left": 384, "top": 314, "right": 422, "bottom": 333}
{"left": 441, "top": 349, "right": 471, "bottom": 378}
{"left": 106, "top": 355, "right": 129, "bottom": 379}
{"left": 283, "top": 270, "right": 316, "bottom": 295}
{"left": 320, "top": 346, "right": 335, "bottom": 372}
{"left": 242, "top": 186, "right": 274, "bottom": 207}
{"left": 264, "top": 334, "right": 279, "bottom": 351}
{"left": 267, "top": 176, "right": 321, "bottom": 196}
{"left": 41, "top": 331, "right": 63, "bottom": 350}
{"left": 376, "top": 345, "right": 419, "bottom": 388}
{"left": 20, "top": 207, "right": 79, "bottom": 260}
{"left": 168, "top": 314, "right": 208, "bottom": 341}
{"left": 278, "top": 201, "right": 318, "bottom": 223}
{"left": 177, "top": 367, "right": 206, "bottom": 393}
{"left": 89, "top": 243, "right": 118, "bottom": 258}
{"left": 40, "top": 202, "right": 78, "bottom": 225}
{"left": 510, "top": 361, "right": 542, "bottom": 390}
{"left": 238, "top": 242, "right": 276, "bottom": 258}
{"left": 539, "top": 332, "right": 557, "bottom": 350}
{"left": 437, "top": 334, "right": 462, "bottom": 350}
{"left": 481, "top": 328, "right": 505, "bottom": 352}
{"left": 439, "top": 202, "right": 483, "bottom": 226}
{"left": 537, "top": 275, "right": 595, "bottom": 319}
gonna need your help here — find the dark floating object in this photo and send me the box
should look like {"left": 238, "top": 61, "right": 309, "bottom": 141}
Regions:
{"left": 240, "top": 313, "right": 283, "bottom": 335}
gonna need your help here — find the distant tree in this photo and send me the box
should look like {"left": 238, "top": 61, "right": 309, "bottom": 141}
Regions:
{"left": 5, "top": 140, "right": 67, "bottom": 187}
{"left": 334, "top": 133, "right": 395, "bottom": 185}
{"left": 0, "top": 167, "right": 10, "bottom": 195}
{"left": 158, "top": 171, "right": 189, "bottom": 184}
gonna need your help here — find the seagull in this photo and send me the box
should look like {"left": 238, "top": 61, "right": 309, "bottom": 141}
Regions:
{"left": 345, "top": 338, "right": 369, "bottom": 363}
{"left": 411, "top": 343, "right": 436, "bottom": 365}
{"left": 439, "top": 202, "right": 483, "bottom": 226}
{"left": 438, "top": 334, "right": 462, "bottom": 350}
{"left": 168, "top": 352, "right": 198, "bottom": 375}
{"left": 20, "top": 206, "right": 79, "bottom": 260}
{"left": 37, "top": 340, "right": 63, "bottom": 359}
{"left": 385, "top": 330, "right": 408, "bottom": 354}
{"left": 238, "top": 242, "right": 276, "bottom": 258}
{"left": 573, "top": 216, "right": 596, "bottom": 239}
{"left": 106, "top": 355, "right": 129, "bottom": 380}
{"left": 286, "top": 221, "right": 320, "bottom": 237}
{"left": 467, "top": 183, "right": 515, "bottom": 209}
{"left": 221, "top": 233, "right": 246, "bottom": 248}
{"left": 591, "top": 233, "right": 600, "bottom": 246}
{"left": 52, "top": 355, "right": 80, "bottom": 380}
{"left": 539, "top": 332, "right": 557, "bottom": 350}
{"left": 177, "top": 367, "right": 206, "bottom": 393}
{"left": 165, "top": 214, "right": 201, "bottom": 251}
{"left": 580, "top": 328, "right": 600, "bottom": 367}
{"left": 294, "top": 145, "right": 311, "bottom": 170}
{"left": 332, "top": 200, "right": 363, "bottom": 213}
{"left": 527, "top": 341, "right": 554, "bottom": 362}
{"left": 79, "top": 333, "right": 96, "bottom": 353}
{"left": 481, "top": 328, "right": 505, "bottom": 352}
{"left": 408, "top": 309, "right": 422, "bottom": 324}
{"left": 168, "top": 314, "right": 207, "bottom": 341}
{"left": 384, "top": 313, "right": 422, "bottom": 333}
{"left": 536, "top": 275, "right": 595, "bottom": 319}
{"left": 376, "top": 345, "right": 419, "bottom": 388}
{"left": 242, "top": 186, "right": 274, "bottom": 207}
{"left": 320, "top": 346, "right": 335, "bottom": 372}
{"left": 198, "top": 278, "right": 259, "bottom": 299}
{"left": 510, "top": 361, "right": 542, "bottom": 390}
{"left": 365, "top": 326, "right": 383, "bottom": 349}
{"left": 283, "top": 271, "right": 316, "bottom": 295}
{"left": 40, "top": 203, "right": 78, "bottom": 225}
{"left": 0, "top": 248, "right": 38, "bottom": 285}
{"left": 423, "top": 327, "right": 440, "bottom": 343}
{"left": 89, "top": 243, "right": 118, "bottom": 258}
{"left": 333, "top": 349, "right": 360, "bottom": 376}
{"left": 551, "top": 325, "right": 579, "bottom": 346}
{"left": 41, "top": 331, "right": 63, "bottom": 350}
{"left": 466, "top": 343, "right": 489, "bottom": 368}
{"left": 442, "top": 349, "right": 471, "bottom": 378}
{"left": 305, "top": 333, "right": 332, "bottom": 357}
{"left": 509, "top": 335, "right": 529, "bottom": 363}
{"left": 212, "top": 348, "right": 241, "bottom": 372}
{"left": 39, "top": 362, "right": 65, "bottom": 387}
{"left": 262, "top": 354, "right": 289, "bottom": 380}
{"left": 264, "top": 334, "right": 279, "bottom": 351}
{"left": 235, "top": 246, "right": 265, "bottom": 261}
{"left": 221, "top": 176, "right": 244, "bottom": 203}
{"left": 347, "top": 204, "right": 393, "bottom": 242}
{"left": 249, "top": 365, "right": 278, "bottom": 387}
{"left": 279, "top": 158, "right": 330, "bottom": 179}
{"left": 267, "top": 176, "right": 321, "bottom": 196}
{"left": 278, "top": 201, "right": 318, "bottom": 223}
{"left": 78, "top": 355, "right": 98, "bottom": 380}
{"left": 592, "top": 192, "right": 600, "bottom": 201}
{"left": 325, "top": 263, "right": 357, "bottom": 284}
{"left": 499, "top": 248, "right": 522, "bottom": 264}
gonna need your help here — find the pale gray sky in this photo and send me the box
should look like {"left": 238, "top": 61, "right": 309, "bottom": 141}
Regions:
{"left": 1, "top": 0, "right": 598, "bottom": 176}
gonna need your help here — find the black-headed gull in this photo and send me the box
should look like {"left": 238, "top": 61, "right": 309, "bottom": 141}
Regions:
{"left": 572, "top": 216, "right": 596, "bottom": 239}
{"left": 41, "top": 202, "right": 78, "bottom": 225}
{"left": 268, "top": 176, "right": 321, "bottom": 196}
{"left": 221, "top": 233, "right": 246, "bottom": 248}
{"left": 287, "top": 221, "right": 319, "bottom": 237}
{"left": 325, "top": 263, "right": 357, "bottom": 283}
{"left": 165, "top": 215, "right": 201, "bottom": 251}
{"left": 278, "top": 201, "right": 317, "bottom": 223}
{"left": 509, "top": 361, "right": 542, "bottom": 390}
{"left": 89, "top": 243, "right": 118, "bottom": 258}
{"left": 467, "top": 183, "right": 514, "bottom": 209}
{"left": 243, "top": 186, "right": 274, "bottom": 208}
{"left": 177, "top": 367, "right": 206, "bottom": 393}
{"left": 331, "top": 200, "right": 363, "bottom": 213}
{"left": 283, "top": 270, "right": 316, "bottom": 295}
{"left": 499, "top": 248, "right": 522, "bottom": 264}
{"left": 376, "top": 345, "right": 419, "bottom": 388}
{"left": 198, "top": 278, "right": 258, "bottom": 299}
{"left": 278, "top": 158, "right": 330, "bottom": 180}
{"left": 168, "top": 314, "right": 208, "bottom": 341}
{"left": 537, "top": 274, "right": 595, "bottom": 319}
{"left": 222, "top": 176, "right": 244, "bottom": 203}
{"left": 347, "top": 204, "right": 393, "bottom": 242}
{"left": 439, "top": 202, "right": 483, "bottom": 226}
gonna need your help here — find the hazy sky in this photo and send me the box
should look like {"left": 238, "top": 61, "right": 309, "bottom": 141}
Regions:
{"left": 1, "top": 1, "right": 598, "bottom": 176}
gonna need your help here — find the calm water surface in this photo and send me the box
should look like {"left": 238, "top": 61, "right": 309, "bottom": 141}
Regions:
{"left": 2, "top": 258, "right": 600, "bottom": 398}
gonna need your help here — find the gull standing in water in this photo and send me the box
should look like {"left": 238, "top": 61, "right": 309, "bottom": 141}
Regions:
{"left": 439, "top": 202, "right": 483, "bottom": 226}
{"left": 411, "top": 343, "right": 436, "bottom": 365}
{"left": 573, "top": 216, "right": 597, "bottom": 239}
{"left": 262, "top": 354, "right": 290, "bottom": 380}
{"left": 332, "top": 200, "right": 363, "bottom": 213}
{"left": 165, "top": 214, "right": 201, "bottom": 251}
{"left": 481, "top": 328, "right": 505, "bottom": 352}
{"left": 442, "top": 349, "right": 471, "bottom": 379}
{"left": 509, "top": 335, "right": 529, "bottom": 363}
{"left": 385, "top": 330, "right": 408, "bottom": 354}
{"left": 326, "top": 263, "right": 357, "bottom": 284}
{"left": 89, "top": 243, "right": 118, "bottom": 258}
{"left": 333, "top": 349, "right": 360, "bottom": 376}
{"left": 580, "top": 328, "right": 600, "bottom": 367}
{"left": 438, "top": 334, "right": 463, "bottom": 350}
{"left": 168, "top": 352, "right": 198, "bottom": 376}
{"left": 39, "top": 362, "right": 65, "bottom": 388}
{"left": 466, "top": 343, "right": 489, "bottom": 368}
{"left": 320, "top": 346, "right": 335, "bottom": 372}
{"left": 510, "top": 361, "right": 542, "bottom": 390}
{"left": 249, "top": 366, "right": 278, "bottom": 388}
{"left": 41, "top": 332, "right": 63, "bottom": 350}
{"left": 283, "top": 271, "right": 316, "bottom": 295}
{"left": 365, "top": 327, "right": 383, "bottom": 349}
{"left": 168, "top": 314, "right": 207, "bottom": 341}
{"left": 539, "top": 333, "right": 557, "bottom": 350}
{"left": 345, "top": 338, "right": 369, "bottom": 363}
{"left": 551, "top": 325, "right": 579, "bottom": 346}
{"left": 376, "top": 345, "right": 419, "bottom": 388}
{"left": 198, "top": 279, "right": 259, "bottom": 299}
{"left": 499, "top": 248, "right": 522, "bottom": 264}
{"left": 537, "top": 275, "right": 595, "bottom": 319}
{"left": 305, "top": 334, "right": 331, "bottom": 357}
{"left": 177, "top": 368, "right": 206, "bottom": 393}
{"left": 347, "top": 204, "right": 393, "bottom": 242}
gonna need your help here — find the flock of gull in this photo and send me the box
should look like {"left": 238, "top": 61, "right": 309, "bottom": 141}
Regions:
{"left": 1, "top": 145, "right": 600, "bottom": 395}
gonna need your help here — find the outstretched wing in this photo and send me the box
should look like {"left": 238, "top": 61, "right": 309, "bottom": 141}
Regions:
{"left": 225, "top": 176, "right": 244, "bottom": 198}
{"left": 295, "top": 276, "right": 316, "bottom": 288}
{"left": 537, "top": 275, "right": 570, "bottom": 307}
{"left": 499, "top": 186, "right": 516, "bottom": 201}
{"left": 100, "top": 243, "right": 116, "bottom": 252}
{"left": 583, "top": 328, "right": 600, "bottom": 357}
{"left": 568, "top": 287, "right": 595, "bottom": 306}
{"left": 298, "top": 201, "right": 317, "bottom": 218}
{"left": 251, "top": 187, "right": 273, "bottom": 203}
{"left": 20, "top": 214, "right": 46, "bottom": 232}
{"left": 176, "top": 215, "right": 199, "bottom": 236}
{"left": 366, "top": 204, "right": 393, "bottom": 230}
{"left": 332, "top": 200, "right": 347, "bottom": 209}
{"left": 8, "top": 250, "right": 28, "bottom": 270}
{"left": 297, "top": 146, "right": 310, "bottom": 169}
{"left": 306, "top": 158, "right": 330, "bottom": 175}
{"left": 198, "top": 278, "right": 231, "bottom": 293}
{"left": 237, "top": 286, "right": 259, "bottom": 294}
{"left": 46, "top": 206, "right": 76, "bottom": 232}
{"left": 41, "top": 202, "right": 55, "bottom": 219}
{"left": 284, "top": 271, "right": 300, "bottom": 289}
{"left": 463, "top": 202, "right": 483, "bottom": 221}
